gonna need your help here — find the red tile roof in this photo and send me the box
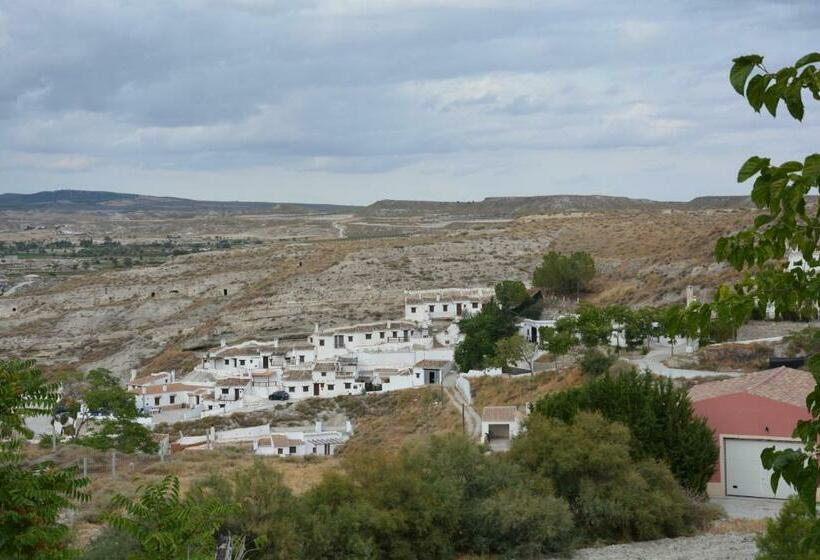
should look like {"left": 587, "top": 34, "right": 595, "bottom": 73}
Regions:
{"left": 688, "top": 367, "right": 814, "bottom": 409}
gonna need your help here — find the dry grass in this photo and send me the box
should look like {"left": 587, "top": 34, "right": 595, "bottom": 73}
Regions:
{"left": 666, "top": 342, "right": 773, "bottom": 373}
{"left": 339, "top": 387, "right": 461, "bottom": 455}
{"left": 709, "top": 518, "right": 767, "bottom": 535}
{"left": 469, "top": 368, "right": 584, "bottom": 413}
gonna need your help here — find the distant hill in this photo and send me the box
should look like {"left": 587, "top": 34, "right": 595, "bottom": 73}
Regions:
{"left": 0, "top": 190, "right": 359, "bottom": 215}
{"left": 0, "top": 189, "right": 759, "bottom": 218}
{"left": 358, "top": 194, "right": 756, "bottom": 218}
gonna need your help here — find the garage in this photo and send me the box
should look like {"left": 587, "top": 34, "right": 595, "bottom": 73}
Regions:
{"left": 487, "top": 423, "right": 510, "bottom": 440}
{"left": 689, "top": 367, "right": 814, "bottom": 498}
{"left": 724, "top": 438, "right": 801, "bottom": 499}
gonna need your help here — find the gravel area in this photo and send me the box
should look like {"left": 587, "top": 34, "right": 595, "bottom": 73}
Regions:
{"left": 571, "top": 533, "right": 757, "bottom": 560}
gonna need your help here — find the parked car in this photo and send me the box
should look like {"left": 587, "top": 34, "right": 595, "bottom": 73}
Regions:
{"left": 268, "top": 390, "right": 290, "bottom": 401}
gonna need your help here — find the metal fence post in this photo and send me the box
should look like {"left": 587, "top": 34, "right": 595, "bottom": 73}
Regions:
{"left": 111, "top": 451, "right": 117, "bottom": 478}
{"left": 83, "top": 457, "right": 88, "bottom": 478}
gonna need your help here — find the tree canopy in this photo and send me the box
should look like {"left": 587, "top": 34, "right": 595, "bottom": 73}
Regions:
{"left": 532, "top": 251, "right": 595, "bottom": 296}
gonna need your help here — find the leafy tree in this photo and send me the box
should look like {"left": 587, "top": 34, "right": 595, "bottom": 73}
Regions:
{"left": 659, "top": 304, "right": 684, "bottom": 355}
{"left": 494, "top": 280, "right": 530, "bottom": 311}
{"left": 488, "top": 334, "right": 526, "bottom": 369}
{"left": 75, "top": 417, "right": 158, "bottom": 454}
{"left": 454, "top": 300, "right": 516, "bottom": 371}
{"left": 532, "top": 251, "right": 596, "bottom": 297}
{"left": 709, "top": 51, "right": 820, "bottom": 554}
{"left": 539, "top": 326, "right": 576, "bottom": 373}
{"left": 574, "top": 304, "right": 611, "bottom": 348}
{"left": 0, "top": 359, "right": 89, "bottom": 560}
{"left": 108, "top": 475, "right": 231, "bottom": 560}
{"left": 191, "top": 460, "right": 300, "bottom": 559}
{"left": 533, "top": 369, "right": 718, "bottom": 494}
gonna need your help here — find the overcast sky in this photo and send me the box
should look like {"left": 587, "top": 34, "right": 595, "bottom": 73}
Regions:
{"left": 1, "top": 0, "right": 818, "bottom": 204}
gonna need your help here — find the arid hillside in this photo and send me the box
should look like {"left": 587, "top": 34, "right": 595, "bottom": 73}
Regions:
{"left": 0, "top": 195, "right": 756, "bottom": 376}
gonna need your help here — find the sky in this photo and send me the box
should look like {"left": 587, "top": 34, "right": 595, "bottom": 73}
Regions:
{"left": 0, "top": 0, "right": 818, "bottom": 205}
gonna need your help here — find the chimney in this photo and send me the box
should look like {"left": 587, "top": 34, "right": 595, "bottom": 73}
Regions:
{"left": 129, "top": 369, "right": 137, "bottom": 381}
{"left": 436, "top": 293, "right": 441, "bottom": 302}
{"left": 220, "top": 338, "right": 226, "bottom": 348}
{"left": 345, "top": 420, "right": 353, "bottom": 434}
{"left": 170, "top": 369, "right": 176, "bottom": 382}
{"left": 314, "top": 419, "right": 322, "bottom": 433}
{"left": 387, "top": 320, "right": 391, "bottom": 329}
{"left": 141, "top": 386, "right": 147, "bottom": 395}
{"left": 162, "top": 384, "right": 167, "bottom": 392}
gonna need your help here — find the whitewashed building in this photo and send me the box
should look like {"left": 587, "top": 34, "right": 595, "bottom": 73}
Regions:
{"left": 404, "top": 288, "right": 494, "bottom": 322}
{"left": 481, "top": 406, "right": 525, "bottom": 452}
{"left": 310, "top": 320, "right": 425, "bottom": 360}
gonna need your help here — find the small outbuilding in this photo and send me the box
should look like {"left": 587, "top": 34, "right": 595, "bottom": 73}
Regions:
{"left": 481, "top": 406, "right": 524, "bottom": 452}
{"left": 689, "top": 367, "right": 813, "bottom": 499}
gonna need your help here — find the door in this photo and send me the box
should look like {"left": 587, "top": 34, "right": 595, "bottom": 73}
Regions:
{"left": 313, "top": 383, "right": 320, "bottom": 396}
{"left": 456, "top": 303, "right": 463, "bottom": 315}
{"left": 724, "top": 438, "right": 801, "bottom": 499}
{"left": 428, "top": 370, "right": 436, "bottom": 384}
{"left": 262, "top": 356, "right": 269, "bottom": 369}
{"left": 234, "top": 388, "right": 240, "bottom": 400}
{"left": 531, "top": 326, "right": 538, "bottom": 343}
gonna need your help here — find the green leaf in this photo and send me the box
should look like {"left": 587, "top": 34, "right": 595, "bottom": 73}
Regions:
{"left": 745, "top": 74, "right": 770, "bottom": 112}
{"left": 754, "top": 214, "right": 773, "bottom": 228}
{"left": 795, "top": 52, "right": 820, "bottom": 68}
{"left": 737, "top": 156, "right": 768, "bottom": 182}
{"left": 763, "top": 83, "right": 781, "bottom": 116}
{"left": 730, "top": 61, "right": 756, "bottom": 95}
{"left": 803, "top": 154, "right": 820, "bottom": 182}
{"left": 785, "top": 81, "right": 805, "bottom": 121}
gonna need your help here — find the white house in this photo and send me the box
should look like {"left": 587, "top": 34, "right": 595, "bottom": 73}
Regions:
{"left": 481, "top": 406, "right": 525, "bottom": 452}
{"left": 310, "top": 320, "right": 424, "bottom": 360}
{"left": 203, "top": 340, "right": 285, "bottom": 372}
{"left": 127, "top": 370, "right": 176, "bottom": 392}
{"left": 215, "top": 377, "right": 251, "bottom": 402}
{"left": 517, "top": 318, "right": 556, "bottom": 344}
{"left": 412, "top": 359, "right": 451, "bottom": 385}
{"left": 404, "top": 287, "right": 494, "bottom": 322}
{"left": 130, "top": 383, "right": 207, "bottom": 414}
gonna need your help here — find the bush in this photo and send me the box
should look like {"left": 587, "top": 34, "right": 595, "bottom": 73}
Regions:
{"left": 533, "top": 369, "right": 718, "bottom": 494}
{"left": 81, "top": 527, "right": 142, "bottom": 560}
{"left": 579, "top": 348, "right": 616, "bottom": 377}
{"left": 510, "top": 412, "right": 706, "bottom": 543}
{"left": 756, "top": 497, "right": 820, "bottom": 559}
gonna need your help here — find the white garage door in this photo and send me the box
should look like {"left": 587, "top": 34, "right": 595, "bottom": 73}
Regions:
{"left": 724, "top": 438, "right": 801, "bottom": 499}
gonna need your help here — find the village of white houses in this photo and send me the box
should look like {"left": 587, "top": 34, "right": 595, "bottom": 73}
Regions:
{"left": 2, "top": 4, "right": 820, "bottom": 560}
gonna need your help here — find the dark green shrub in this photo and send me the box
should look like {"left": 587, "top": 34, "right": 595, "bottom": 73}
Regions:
{"left": 579, "top": 348, "right": 616, "bottom": 377}
{"left": 81, "top": 527, "right": 141, "bottom": 560}
{"left": 756, "top": 497, "right": 820, "bottom": 559}
{"left": 510, "top": 412, "right": 706, "bottom": 543}
{"left": 533, "top": 369, "right": 718, "bottom": 494}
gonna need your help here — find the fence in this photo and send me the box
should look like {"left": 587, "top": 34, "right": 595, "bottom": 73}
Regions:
{"left": 455, "top": 375, "right": 472, "bottom": 405}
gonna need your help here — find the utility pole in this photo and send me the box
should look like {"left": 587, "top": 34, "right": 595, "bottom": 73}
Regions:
{"left": 82, "top": 457, "right": 88, "bottom": 478}
{"left": 111, "top": 451, "right": 117, "bottom": 478}
{"left": 461, "top": 403, "right": 465, "bottom": 435}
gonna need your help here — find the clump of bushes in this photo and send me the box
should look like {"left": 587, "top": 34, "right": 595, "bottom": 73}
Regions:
{"left": 579, "top": 348, "right": 616, "bottom": 377}
{"left": 533, "top": 368, "right": 718, "bottom": 494}
{"left": 756, "top": 497, "right": 820, "bottom": 559}
{"left": 510, "top": 412, "right": 719, "bottom": 542}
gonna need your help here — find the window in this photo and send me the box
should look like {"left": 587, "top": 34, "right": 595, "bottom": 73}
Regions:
{"left": 321, "top": 371, "right": 326, "bottom": 377}
{"left": 379, "top": 332, "right": 385, "bottom": 339}
{"left": 429, "top": 304, "right": 435, "bottom": 312}
{"left": 278, "top": 448, "right": 283, "bottom": 455}
{"left": 344, "top": 382, "right": 351, "bottom": 389}
{"left": 472, "top": 302, "right": 478, "bottom": 309}
{"left": 219, "top": 403, "right": 225, "bottom": 408}
{"left": 239, "top": 359, "right": 245, "bottom": 365}
{"left": 410, "top": 306, "right": 416, "bottom": 313}
{"left": 221, "top": 388, "right": 229, "bottom": 395}
{"left": 154, "top": 397, "right": 161, "bottom": 406}
{"left": 403, "top": 330, "right": 409, "bottom": 338}
{"left": 223, "top": 359, "right": 229, "bottom": 365}
{"left": 328, "top": 384, "right": 334, "bottom": 390}
{"left": 289, "top": 446, "right": 296, "bottom": 454}
{"left": 442, "top": 304, "right": 448, "bottom": 312}
{"left": 415, "top": 373, "right": 420, "bottom": 379}
{"left": 347, "top": 335, "right": 353, "bottom": 342}
{"left": 312, "top": 446, "right": 317, "bottom": 454}
{"left": 392, "top": 331, "right": 398, "bottom": 338}
{"left": 303, "top": 386, "right": 309, "bottom": 392}
{"left": 334, "top": 335, "right": 344, "bottom": 349}
{"left": 365, "top": 333, "right": 372, "bottom": 340}
{"left": 169, "top": 395, "right": 176, "bottom": 404}
{"left": 288, "top": 386, "right": 295, "bottom": 393}
{"left": 309, "top": 337, "right": 313, "bottom": 343}
{"left": 383, "top": 378, "right": 389, "bottom": 383}
{"left": 319, "top": 339, "right": 325, "bottom": 346}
